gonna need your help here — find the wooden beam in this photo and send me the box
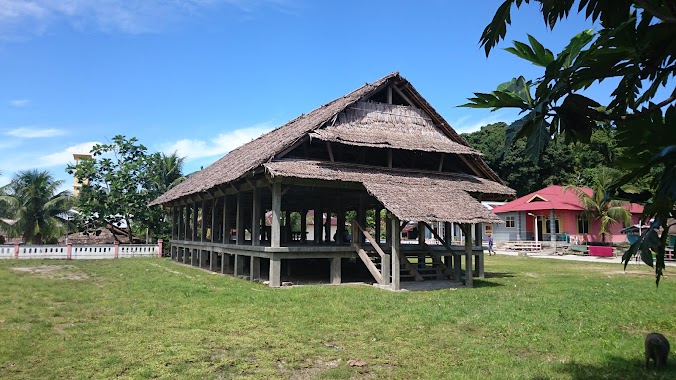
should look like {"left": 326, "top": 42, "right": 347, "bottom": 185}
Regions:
{"left": 387, "top": 85, "right": 393, "bottom": 104}
{"left": 392, "top": 85, "right": 416, "bottom": 108}
{"left": 210, "top": 199, "right": 215, "bottom": 243}
{"left": 353, "top": 221, "right": 385, "bottom": 258}
{"left": 326, "top": 141, "right": 335, "bottom": 162}
{"left": 438, "top": 153, "right": 445, "bottom": 172}
{"left": 355, "top": 244, "right": 383, "bottom": 284}
{"left": 387, "top": 149, "right": 393, "bottom": 168}
{"left": 464, "top": 223, "right": 473, "bottom": 287}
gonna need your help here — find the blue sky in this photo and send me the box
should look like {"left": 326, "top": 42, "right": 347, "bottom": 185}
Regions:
{"left": 0, "top": 0, "right": 599, "bottom": 191}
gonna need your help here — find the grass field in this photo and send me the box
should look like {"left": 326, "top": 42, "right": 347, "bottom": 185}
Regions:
{"left": 1, "top": 256, "right": 675, "bottom": 379}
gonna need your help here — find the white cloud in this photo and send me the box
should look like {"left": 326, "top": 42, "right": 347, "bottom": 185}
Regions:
{"left": 8, "top": 99, "right": 30, "bottom": 107}
{"left": 0, "top": 0, "right": 298, "bottom": 37}
{"left": 161, "top": 123, "right": 274, "bottom": 161}
{"left": 449, "top": 111, "right": 517, "bottom": 134}
{"left": 34, "top": 141, "right": 100, "bottom": 168}
{"left": 6, "top": 127, "right": 65, "bottom": 138}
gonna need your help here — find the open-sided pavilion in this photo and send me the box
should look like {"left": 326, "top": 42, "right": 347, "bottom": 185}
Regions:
{"left": 150, "top": 72, "right": 515, "bottom": 289}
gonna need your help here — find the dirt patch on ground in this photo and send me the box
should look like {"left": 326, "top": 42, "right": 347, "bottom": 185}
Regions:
{"left": 11, "top": 265, "right": 88, "bottom": 280}
{"left": 605, "top": 270, "right": 656, "bottom": 277}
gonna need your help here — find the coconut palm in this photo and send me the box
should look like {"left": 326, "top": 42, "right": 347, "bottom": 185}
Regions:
{"left": 154, "top": 152, "right": 186, "bottom": 193}
{"left": 565, "top": 168, "right": 632, "bottom": 243}
{"left": 0, "top": 170, "right": 73, "bottom": 244}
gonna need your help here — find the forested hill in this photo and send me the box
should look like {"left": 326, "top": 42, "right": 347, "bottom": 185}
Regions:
{"left": 461, "top": 123, "right": 620, "bottom": 197}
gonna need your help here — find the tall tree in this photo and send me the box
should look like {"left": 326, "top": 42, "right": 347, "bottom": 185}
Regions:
{"left": 0, "top": 170, "right": 72, "bottom": 244}
{"left": 565, "top": 168, "right": 633, "bottom": 243}
{"left": 462, "top": 0, "right": 676, "bottom": 284}
{"left": 68, "top": 136, "right": 156, "bottom": 243}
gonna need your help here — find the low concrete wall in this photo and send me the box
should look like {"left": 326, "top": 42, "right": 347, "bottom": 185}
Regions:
{"left": 0, "top": 241, "right": 162, "bottom": 260}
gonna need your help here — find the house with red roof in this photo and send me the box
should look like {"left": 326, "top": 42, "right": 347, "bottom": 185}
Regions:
{"left": 488, "top": 185, "right": 644, "bottom": 244}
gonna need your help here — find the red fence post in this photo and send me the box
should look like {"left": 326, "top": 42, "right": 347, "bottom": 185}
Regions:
{"left": 157, "top": 239, "right": 163, "bottom": 258}
{"left": 114, "top": 242, "right": 119, "bottom": 259}
{"left": 66, "top": 243, "right": 72, "bottom": 260}
{"left": 13, "top": 243, "right": 19, "bottom": 259}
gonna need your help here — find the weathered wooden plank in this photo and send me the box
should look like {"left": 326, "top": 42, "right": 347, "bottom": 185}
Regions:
{"left": 355, "top": 244, "right": 383, "bottom": 284}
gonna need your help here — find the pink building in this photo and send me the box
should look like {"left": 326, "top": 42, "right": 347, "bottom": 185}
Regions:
{"left": 489, "top": 185, "right": 643, "bottom": 244}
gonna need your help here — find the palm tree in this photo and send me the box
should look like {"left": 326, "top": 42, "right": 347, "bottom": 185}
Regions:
{"left": 155, "top": 152, "right": 186, "bottom": 193}
{"left": 565, "top": 168, "right": 632, "bottom": 243}
{"left": 0, "top": 170, "right": 73, "bottom": 244}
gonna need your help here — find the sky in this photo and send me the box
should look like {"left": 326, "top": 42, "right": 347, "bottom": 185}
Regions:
{"left": 0, "top": 0, "right": 600, "bottom": 192}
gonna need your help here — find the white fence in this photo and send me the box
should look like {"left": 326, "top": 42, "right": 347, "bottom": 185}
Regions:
{"left": 0, "top": 242, "right": 162, "bottom": 260}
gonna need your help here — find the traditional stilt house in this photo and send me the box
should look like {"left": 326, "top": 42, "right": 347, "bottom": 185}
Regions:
{"left": 150, "top": 72, "right": 515, "bottom": 289}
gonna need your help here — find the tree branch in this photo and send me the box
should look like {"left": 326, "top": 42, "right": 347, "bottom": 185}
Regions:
{"left": 635, "top": 0, "right": 676, "bottom": 23}
{"left": 621, "top": 94, "right": 676, "bottom": 120}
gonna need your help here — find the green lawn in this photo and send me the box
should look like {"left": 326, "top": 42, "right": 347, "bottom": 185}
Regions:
{"left": 1, "top": 257, "right": 675, "bottom": 379}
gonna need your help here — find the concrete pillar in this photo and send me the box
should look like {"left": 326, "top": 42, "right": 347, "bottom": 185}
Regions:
{"left": 200, "top": 250, "right": 207, "bottom": 268}
{"left": 221, "top": 253, "right": 229, "bottom": 274}
{"left": 382, "top": 253, "right": 391, "bottom": 285}
{"left": 330, "top": 257, "right": 341, "bottom": 285}
{"left": 250, "top": 256, "right": 260, "bottom": 281}
{"left": 234, "top": 254, "right": 245, "bottom": 277}
{"left": 550, "top": 209, "right": 556, "bottom": 250}
{"left": 271, "top": 182, "right": 281, "bottom": 248}
{"left": 464, "top": 223, "right": 473, "bottom": 287}
{"left": 269, "top": 256, "right": 281, "bottom": 287}
{"left": 210, "top": 251, "right": 217, "bottom": 271}
{"left": 391, "top": 215, "right": 401, "bottom": 291}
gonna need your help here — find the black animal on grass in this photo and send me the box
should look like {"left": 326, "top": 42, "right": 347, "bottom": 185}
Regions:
{"left": 645, "top": 332, "right": 670, "bottom": 370}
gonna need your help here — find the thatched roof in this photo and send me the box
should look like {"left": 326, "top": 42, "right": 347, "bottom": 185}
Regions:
{"left": 151, "top": 72, "right": 500, "bottom": 206}
{"left": 264, "top": 160, "right": 512, "bottom": 224}
{"left": 264, "top": 160, "right": 514, "bottom": 197}
{"left": 310, "top": 101, "right": 482, "bottom": 155}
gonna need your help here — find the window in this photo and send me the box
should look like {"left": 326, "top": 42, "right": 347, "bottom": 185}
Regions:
{"left": 577, "top": 214, "right": 589, "bottom": 234}
{"left": 505, "top": 216, "right": 515, "bottom": 228}
{"left": 545, "top": 217, "right": 561, "bottom": 234}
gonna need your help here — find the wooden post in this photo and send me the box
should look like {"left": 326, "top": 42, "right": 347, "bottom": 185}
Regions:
{"left": 386, "top": 212, "right": 392, "bottom": 247}
{"left": 285, "top": 211, "right": 292, "bottom": 243}
{"left": 391, "top": 214, "right": 401, "bottom": 291}
{"left": 184, "top": 204, "right": 190, "bottom": 241}
{"left": 158, "top": 239, "right": 163, "bottom": 258}
{"left": 252, "top": 187, "right": 260, "bottom": 246}
{"left": 324, "top": 210, "right": 331, "bottom": 243}
{"left": 314, "top": 202, "right": 322, "bottom": 244}
{"left": 269, "top": 256, "right": 281, "bottom": 287}
{"left": 336, "top": 195, "right": 344, "bottom": 244}
{"left": 271, "top": 182, "right": 281, "bottom": 248}
{"left": 358, "top": 195, "right": 366, "bottom": 244}
{"left": 417, "top": 221, "right": 426, "bottom": 267}
{"left": 171, "top": 207, "right": 176, "bottom": 240}
{"left": 201, "top": 199, "right": 206, "bottom": 242}
{"left": 210, "top": 200, "right": 215, "bottom": 243}
{"left": 464, "top": 223, "right": 473, "bottom": 287}
{"left": 192, "top": 201, "right": 198, "bottom": 241}
{"left": 374, "top": 208, "right": 381, "bottom": 245}
{"left": 222, "top": 196, "right": 228, "bottom": 243}
{"left": 330, "top": 257, "right": 341, "bottom": 285}
{"left": 250, "top": 256, "right": 260, "bottom": 280}
{"left": 236, "top": 193, "right": 244, "bottom": 245}
{"left": 300, "top": 209, "right": 307, "bottom": 243}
